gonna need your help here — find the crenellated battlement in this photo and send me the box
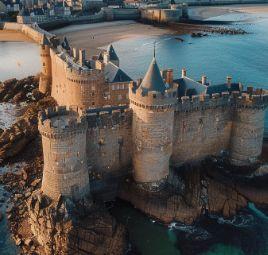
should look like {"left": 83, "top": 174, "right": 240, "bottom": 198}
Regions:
{"left": 38, "top": 106, "right": 87, "bottom": 139}
{"left": 175, "top": 89, "right": 268, "bottom": 112}
{"left": 86, "top": 106, "right": 132, "bottom": 129}
{"left": 129, "top": 82, "right": 178, "bottom": 110}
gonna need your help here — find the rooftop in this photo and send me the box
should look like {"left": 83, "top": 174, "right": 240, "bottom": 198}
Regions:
{"left": 139, "top": 57, "right": 166, "bottom": 93}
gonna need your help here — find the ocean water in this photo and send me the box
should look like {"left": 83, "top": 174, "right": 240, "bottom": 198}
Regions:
{"left": 111, "top": 200, "right": 268, "bottom": 255}
{"left": 0, "top": 104, "right": 21, "bottom": 255}
{"left": 0, "top": 41, "right": 40, "bottom": 81}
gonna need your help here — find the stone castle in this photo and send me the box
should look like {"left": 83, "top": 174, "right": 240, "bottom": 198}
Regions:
{"left": 34, "top": 27, "right": 268, "bottom": 201}
{"left": 2, "top": 21, "right": 268, "bottom": 255}
{"left": 1, "top": 22, "right": 267, "bottom": 200}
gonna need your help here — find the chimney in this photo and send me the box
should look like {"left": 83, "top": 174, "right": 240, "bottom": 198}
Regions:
{"left": 72, "top": 48, "right": 78, "bottom": 61}
{"left": 181, "top": 68, "right": 186, "bottom": 78}
{"left": 103, "top": 52, "right": 110, "bottom": 64}
{"left": 166, "top": 69, "right": 173, "bottom": 86}
{"left": 79, "top": 49, "right": 86, "bottom": 66}
{"left": 226, "top": 76, "right": 232, "bottom": 88}
{"left": 201, "top": 75, "right": 207, "bottom": 85}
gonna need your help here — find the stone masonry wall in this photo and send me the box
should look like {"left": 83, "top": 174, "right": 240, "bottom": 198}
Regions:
{"left": 86, "top": 109, "right": 133, "bottom": 199}
{"left": 230, "top": 107, "right": 265, "bottom": 165}
{"left": 50, "top": 50, "right": 106, "bottom": 109}
{"left": 131, "top": 103, "right": 174, "bottom": 183}
{"left": 39, "top": 108, "right": 90, "bottom": 200}
{"left": 172, "top": 106, "right": 232, "bottom": 165}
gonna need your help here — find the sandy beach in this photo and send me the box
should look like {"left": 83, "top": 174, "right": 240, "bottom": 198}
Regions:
{"left": 52, "top": 20, "right": 177, "bottom": 56}
{"left": 1, "top": 3, "right": 268, "bottom": 55}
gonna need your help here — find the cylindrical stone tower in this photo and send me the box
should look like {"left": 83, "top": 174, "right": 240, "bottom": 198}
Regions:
{"left": 230, "top": 94, "right": 267, "bottom": 166}
{"left": 38, "top": 106, "right": 89, "bottom": 200}
{"left": 39, "top": 44, "right": 52, "bottom": 94}
{"left": 129, "top": 57, "right": 177, "bottom": 191}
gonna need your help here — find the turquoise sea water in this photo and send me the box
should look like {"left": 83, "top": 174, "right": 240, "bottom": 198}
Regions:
{"left": 111, "top": 200, "right": 268, "bottom": 255}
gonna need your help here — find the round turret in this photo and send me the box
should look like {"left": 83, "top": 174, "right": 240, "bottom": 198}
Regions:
{"left": 229, "top": 94, "right": 267, "bottom": 166}
{"left": 129, "top": 58, "right": 177, "bottom": 191}
{"left": 38, "top": 106, "right": 89, "bottom": 200}
{"left": 39, "top": 44, "right": 52, "bottom": 94}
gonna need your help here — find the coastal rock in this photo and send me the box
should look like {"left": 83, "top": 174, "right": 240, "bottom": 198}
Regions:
{"left": 0, "top": 96, "right": 56, "bottom": 163}
{"left": 118, "top": 158, "right": 266, "bottom": 224}
{"left": 27, "top": 191, "right": 127, "bottom": 255}
{"left": 0, "top": 76, "right": 41, "bottom": 104}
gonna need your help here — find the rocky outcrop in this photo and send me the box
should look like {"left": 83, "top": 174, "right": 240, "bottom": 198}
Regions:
{"left": 118, "top": 157, "right": 267, "bottom": 224}
{"left": 0, "top": 76, "right": 43, "bottom": 104}
{"left": 0, "top": 96, "right": 56, "bottom": 163}
{"left": 27, "top": 191, "right": 127, "bottom": 255}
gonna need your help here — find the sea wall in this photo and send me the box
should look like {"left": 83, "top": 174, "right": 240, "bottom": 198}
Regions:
{"left": 0, "top": 22, "right": 56, "bottom": 44}
{"left": 141, "top": 8, "right": 183, "bottom": 23}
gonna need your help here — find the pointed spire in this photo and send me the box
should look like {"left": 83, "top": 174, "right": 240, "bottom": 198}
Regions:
{"left": 107, "top": 44, "right": 119, "bottom": 61}
{"left": 140, "top": 58, "right": 166, "bottom": 93}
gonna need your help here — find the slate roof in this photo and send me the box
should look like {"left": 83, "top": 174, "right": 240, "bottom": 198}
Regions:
{"left": 104, "top": 62, "right": 132, "bottom": 83}
{"left": 176, "top": 77, "right": 207, "bottom": 97}
{"left": 139, "top": 58, "right": 166, "bottom": 93}
{"left": 176, "top": 77, "right": 241, "bottom": 97}
{"left": 206, "top": 83, "right": 240, "bottom": 94}
{"left": 107, "top": 44, "right": 119, "bottom": 61}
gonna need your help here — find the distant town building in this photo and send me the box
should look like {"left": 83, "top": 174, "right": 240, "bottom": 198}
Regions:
{"left": 0, "top": 1, "right": 7, "bottom": 13}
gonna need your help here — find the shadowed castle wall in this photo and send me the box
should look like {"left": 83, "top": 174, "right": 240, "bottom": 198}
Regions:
{"left": 229, "top": 94, "right": 267, "bottom": 165}
{"left": 85, "top": 109, "right": 132, "bottom": 199}
{"left": 230, "top": 108, "right": 265, "bottom": 165}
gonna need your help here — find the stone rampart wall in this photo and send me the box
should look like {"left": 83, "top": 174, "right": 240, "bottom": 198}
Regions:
{"left": 85, "top": 108, "right": 133, "bottom": 199}
{"left": 172, "top": 92, "right": 268, "bottom": 165}
{"left": 172, "top": 106, "right": 232, "bottom": 165}
{"left": 0, "top": 22, "right": 22, "bottom": 30}
{"left": 0, "top": 22, "right": 55, "bottom": 44}
{"left": 141, "top": 8, "right": 182, "bottom": 23}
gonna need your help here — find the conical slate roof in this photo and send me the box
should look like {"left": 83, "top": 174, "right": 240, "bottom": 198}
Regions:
{"left": 140, "top": 58, "right": 166, "bottom": 93}
{"left": 107, "top": 44, "right": 119, "bottom": 61}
